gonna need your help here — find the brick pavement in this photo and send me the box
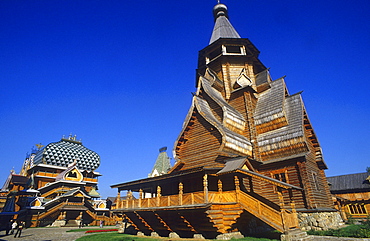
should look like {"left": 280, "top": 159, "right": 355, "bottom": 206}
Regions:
{"left": 0, "top": 227, "right": 89, "bottom": 241}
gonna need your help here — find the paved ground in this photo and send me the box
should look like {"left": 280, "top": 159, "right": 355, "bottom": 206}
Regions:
{"left": 0, "top": 227, "right": 90, "bottom": 241}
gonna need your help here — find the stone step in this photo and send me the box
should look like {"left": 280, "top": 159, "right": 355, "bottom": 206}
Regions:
{"left": 64, "top": 220, "right": 79, "bottom": 227}
{"left": 281, "top": 229, "right": 313, "bottom": 241}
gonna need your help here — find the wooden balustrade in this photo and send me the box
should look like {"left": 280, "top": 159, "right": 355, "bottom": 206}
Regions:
{"left": 83, "top": 177, "right": 98, "bottom": 183}
{"left": 113, "top": 190, "right": 240, "bottom": 210}
{"left": 36, "top": 171, "right": 58, "bottom": 177}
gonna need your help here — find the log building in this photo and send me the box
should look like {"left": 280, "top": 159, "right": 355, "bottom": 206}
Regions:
{"left": 328, "top": 172, "right": 370, "bottom": 221}
{"left": 111, "top": 3, "right": 341, "bottom": 239}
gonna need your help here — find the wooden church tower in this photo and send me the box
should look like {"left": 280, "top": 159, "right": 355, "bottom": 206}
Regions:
{"left": 111, "top": 3, "right": 340, "bottom": 239}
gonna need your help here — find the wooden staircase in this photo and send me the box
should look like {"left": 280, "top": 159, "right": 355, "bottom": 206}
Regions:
{"left": 41, "top": 187, "right": 68, "bottom": 198}
{"left": 85, "top": 209, "right": 96, "bottom": 219}
{"left": 206, "top": 191, "right": 297, "bottom": 234}
{"left": 116, "top": 190, "right": 298, "bottom": 237}
{"left": 37, "top": 202, "right": 65, "bottom": 220}
{"left": 64, "top": 220, "right": 79, "bottom": 227}
{"left": 237, "top": 191, "right": 285, "bottom": 232}
{"left": 206, "top": 203, "right": 244, "bottom": 233}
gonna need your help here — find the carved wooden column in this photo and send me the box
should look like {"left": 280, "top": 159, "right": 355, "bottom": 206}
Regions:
{"left": 218, "top": 179, "right": 223, "bottom": 203}
{"left": 116, "top": 192, "right": 121, "bottom": 209}
{"left": 234, "top": 176, "right": 240, "bottom": 202}
{"left": 288, "top": 189, "right": 296, "bottom": 212}
{"left": 156, "top": 186, "right": 161, "bottom": 207}
{"left": 126, "top": 191, "right": 133, "bottom": 209}
{"left": 139, "top": 189, "right": 143, "bottom": 208}
{"left": 178, "top": 182, "right": 183, "bottom": 206}
{"left": 203, "top": 174, "right": 209, "bottom": 203}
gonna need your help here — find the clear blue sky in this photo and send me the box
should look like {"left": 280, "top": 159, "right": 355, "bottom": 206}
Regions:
{"left": 1, "top": 0, "right": 369, "bottom": 198}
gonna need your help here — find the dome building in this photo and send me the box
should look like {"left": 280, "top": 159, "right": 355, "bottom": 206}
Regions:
{"left": 32, "top": 135, "right": 100, "bottom": 171}
{"left": 0, "top": 135, "right": 112, "bottom": 228}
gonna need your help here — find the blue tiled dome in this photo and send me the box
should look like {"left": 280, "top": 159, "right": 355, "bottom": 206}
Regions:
{"left": 33, "top": 136, "right": 100, "bottom": 171}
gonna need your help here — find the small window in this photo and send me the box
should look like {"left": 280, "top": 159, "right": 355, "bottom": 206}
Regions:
{"left": 348, "top": 203, "right": 367, "bottom": 215}
{"left": 225, "top": 45, "right": 242, "bottom": 54}
{"left": 312, "top": 172, "right": 320, "bottom": 191}
{"left": 271, "top": 171, "right": 288, "bottom": 193}
{"left": 274, "top": 173, "right": 287, "bottom": 183}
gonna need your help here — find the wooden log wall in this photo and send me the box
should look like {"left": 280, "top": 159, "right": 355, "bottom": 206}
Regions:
{"left": 302, "top": 114, "right": 333, "bottom": 209}
{"left": 258, "top": 161, "right": 306, "bottom": 209}
{"left": 176, "top": 110, "right": 224, "bottom": 170}
{"left": 303, "top": 152, "right": 333, "bottom": 209}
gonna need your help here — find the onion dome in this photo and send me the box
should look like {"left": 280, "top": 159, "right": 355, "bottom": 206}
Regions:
{"left": 33, "top": 135, "right": 100, "bottom": 171}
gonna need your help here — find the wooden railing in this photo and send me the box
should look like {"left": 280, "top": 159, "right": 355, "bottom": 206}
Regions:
{"left": 113, "top": 175, "right": 299, "bottom": 232}
{"left": 36, "top": 171, "right": 58, "bottom": 178}
{"left": 83, "top": 177, "right": 98, "bottom": 183}
{"left": 65, "top": 202, "right": 84, "bottom": 206}
{"left": 41, "top": 187, "right": 69, "bottom": 198}
{"left": 237, "top": 191, "right": 283, "bottom": 231}
{"left": 114, "top": 191, "right": 219, "bottom": 210}
{"left": 38, "top": 202, "right": 65, "bottom": 220}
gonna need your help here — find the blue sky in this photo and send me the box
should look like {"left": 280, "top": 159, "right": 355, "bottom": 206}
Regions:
{"left": 1, "top": 0, "right": 369, "bottom": 198}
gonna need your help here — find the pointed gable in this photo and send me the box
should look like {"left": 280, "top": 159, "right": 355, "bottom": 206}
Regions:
{"left": 55, "top": 162, "right": 84, "bottom": 182}
{"left": 217, "top": 157, "right": 251, "bottom": 174}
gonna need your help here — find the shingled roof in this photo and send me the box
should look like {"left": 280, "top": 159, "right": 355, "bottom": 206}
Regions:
{"left": 327, "top": 172, "right": 370, "bottom": 192}
{"left": 33, "top": 136, "right": 100, "bottom": 171}
{"left": 148, "top": 147, "right": 171, "bottom": 178}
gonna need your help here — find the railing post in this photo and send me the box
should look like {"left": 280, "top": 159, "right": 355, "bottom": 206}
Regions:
{"left": 78, "top": 211, "right": 83, "bottom": 220}
{"left": 278, "top": 191, "right": 284, "bottom": 208}
{"left": 179, "top": 182, "right": 183, "bottom": 205}
{"left": 289, "top": 189, "right": 299, "bottom": 229}
{"left": 203, "top": 174, "right": 208, "bottom": 203}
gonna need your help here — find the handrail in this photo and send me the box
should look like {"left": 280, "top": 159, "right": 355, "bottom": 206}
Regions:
{"left": 38, "top": 202, "right": 65, "bottom": 220}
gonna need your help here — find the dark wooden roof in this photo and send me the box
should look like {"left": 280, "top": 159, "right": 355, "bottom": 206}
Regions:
{"left": 327, "top": 172, "right": 370, "bottom": 192}
{"left": 111, "top": 167, "right": 216, "bottom": 192}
